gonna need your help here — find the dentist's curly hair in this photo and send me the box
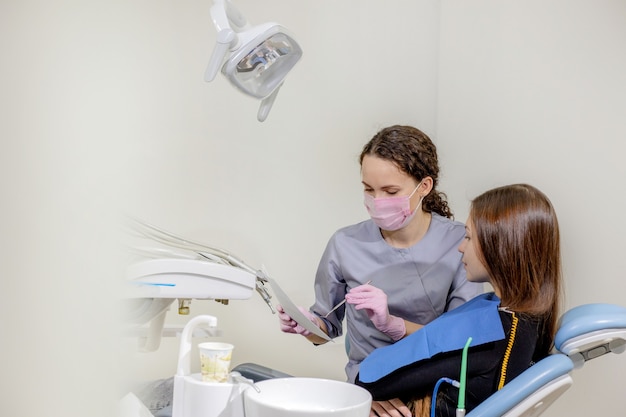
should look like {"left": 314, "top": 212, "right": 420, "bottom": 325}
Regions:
{"left": 360, "top": 125, "right": 453, "bottom": 219}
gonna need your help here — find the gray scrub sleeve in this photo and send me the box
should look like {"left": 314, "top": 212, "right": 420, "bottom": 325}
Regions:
{"left": 310, "top": 213, "right": 484, "bottom": 382}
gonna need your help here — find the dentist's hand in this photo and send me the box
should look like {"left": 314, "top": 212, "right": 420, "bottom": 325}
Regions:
{"left": 345, "top": 284, "right": 406, "bottom": 341}
{"left": 277, "top": 305, "right": 320, "bottom": 337}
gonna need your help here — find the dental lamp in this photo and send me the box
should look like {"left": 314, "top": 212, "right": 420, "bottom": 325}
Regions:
{"left": 204, "top": 0, "right": 303, "bottom": 122}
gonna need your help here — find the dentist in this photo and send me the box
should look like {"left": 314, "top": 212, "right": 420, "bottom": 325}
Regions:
{"left": 278, "top": 125, "right": 483, "bottom": 384}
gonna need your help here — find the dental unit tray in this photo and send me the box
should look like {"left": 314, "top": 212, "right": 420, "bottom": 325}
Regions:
{"left": 124, "top": 218, "right": 278, "bottom": 351}
{"left": 125, "top": 217, "right": 275, "bottom": 309}
{"left": 127, "top": 258, "right": 256, "bottom": 300}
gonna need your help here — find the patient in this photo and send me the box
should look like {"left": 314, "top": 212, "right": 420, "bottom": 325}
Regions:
{"left": 354, "top": 184, "right": 563, "bottom": 417}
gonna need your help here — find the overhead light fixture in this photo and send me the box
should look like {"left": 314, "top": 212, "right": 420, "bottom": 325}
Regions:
{"left": 204, "top": 0, "right": 303, "bottom": 122}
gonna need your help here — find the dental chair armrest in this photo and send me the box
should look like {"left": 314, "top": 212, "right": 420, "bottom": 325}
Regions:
{"left": 467, "top": 354, "right": 573, "bottom": 417}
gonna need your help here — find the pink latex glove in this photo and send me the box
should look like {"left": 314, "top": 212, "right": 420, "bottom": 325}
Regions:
{"left": 277, "top": 305, "right": 320, "bottom": 337}
{"left": 345, "top": 284, "right": 406, "bottom": 341}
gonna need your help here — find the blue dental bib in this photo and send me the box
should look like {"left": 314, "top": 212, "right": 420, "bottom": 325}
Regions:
{"left": 359, "top": 292, "right": 504, "bottom": 383}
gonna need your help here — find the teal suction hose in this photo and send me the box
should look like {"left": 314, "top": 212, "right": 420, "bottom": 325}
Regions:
{"left": 457, "top": 336, "right": 473, "bottom": 417}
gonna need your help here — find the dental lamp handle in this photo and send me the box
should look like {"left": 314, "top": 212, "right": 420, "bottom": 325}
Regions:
{"left": 257, "top": 84, "right": 282, "bottom": 122}
{"left": 176, "top": 315, "right": 218, "bottom": 376}
{"left": 205, "top": 0, "right": 252, "bottom": 83}
{"left": 204, "top": 29, "right": 236, "bottom": 82}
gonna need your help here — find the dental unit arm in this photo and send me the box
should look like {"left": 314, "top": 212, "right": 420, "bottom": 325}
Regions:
{"left": 124, "top": 217, "right": 276, "bottom": 351}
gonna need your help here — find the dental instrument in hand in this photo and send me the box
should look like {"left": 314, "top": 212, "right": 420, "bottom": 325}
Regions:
{"left": 323, "top": 280, "right": 372, "bottom": 318}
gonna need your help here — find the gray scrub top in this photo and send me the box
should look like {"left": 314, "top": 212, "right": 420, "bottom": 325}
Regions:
{"left": 310, "top": 213, "right": 484, "bottom": 382}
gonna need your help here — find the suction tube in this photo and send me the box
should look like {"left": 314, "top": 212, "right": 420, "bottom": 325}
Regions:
{"left": 456, "top": 337, "right": 473, "bottom": 417}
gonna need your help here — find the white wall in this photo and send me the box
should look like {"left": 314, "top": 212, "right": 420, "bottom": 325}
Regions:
{"left": 436, "top": 1, "right": 626, "bottom": 416}
{"left": 2, "top": 1, "right": 625, "bottom": 416}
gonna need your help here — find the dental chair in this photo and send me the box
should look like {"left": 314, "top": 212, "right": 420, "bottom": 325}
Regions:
{"left": 467, "top": 302, "right": 626, "bottom": 417}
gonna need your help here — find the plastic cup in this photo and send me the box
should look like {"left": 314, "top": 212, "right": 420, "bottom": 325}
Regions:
{"left": 199, "top": 342, "right": 234, "bottom": 383}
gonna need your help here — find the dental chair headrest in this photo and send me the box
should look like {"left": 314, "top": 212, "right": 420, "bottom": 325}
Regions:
{"left": 555, "top": 303, "right": 626, "bottom": 368}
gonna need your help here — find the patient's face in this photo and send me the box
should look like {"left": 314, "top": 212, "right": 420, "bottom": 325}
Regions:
{"left": 458, "top": 218, "right": 490, "bottom": 284}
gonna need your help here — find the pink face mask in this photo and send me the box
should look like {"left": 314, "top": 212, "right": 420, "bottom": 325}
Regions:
{"left": 364, "top": 182, "right": 424, "bottom": 231}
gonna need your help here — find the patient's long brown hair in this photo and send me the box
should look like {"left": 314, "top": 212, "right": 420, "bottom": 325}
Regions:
{"left": 471, "top": 183, "right": 562, "bottom": 341}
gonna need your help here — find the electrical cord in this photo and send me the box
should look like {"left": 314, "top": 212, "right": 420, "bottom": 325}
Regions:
{"left": 431, "top": 377, "right": 460, "bottom": 417}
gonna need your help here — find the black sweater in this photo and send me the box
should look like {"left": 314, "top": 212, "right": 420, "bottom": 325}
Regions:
{"left": 355, "top": 310, "right": 550, "bottom": 417}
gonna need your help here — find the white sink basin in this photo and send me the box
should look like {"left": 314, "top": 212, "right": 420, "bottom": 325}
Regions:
{"left": 243, "top": 377, "right": 372, "bottom": 417}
